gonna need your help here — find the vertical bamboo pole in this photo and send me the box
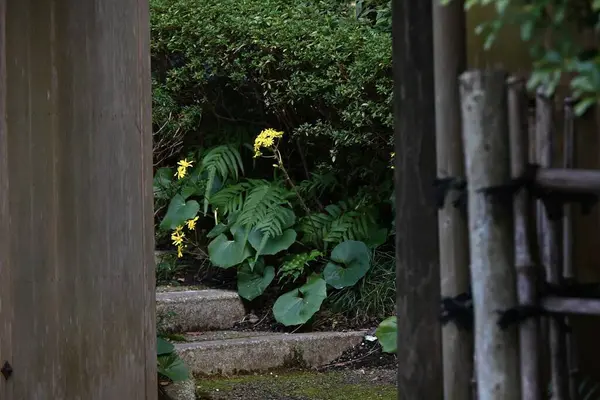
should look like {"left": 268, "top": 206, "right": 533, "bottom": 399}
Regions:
{"left": 563, "top": 97, "right": 579, "bottom": 400}
{"left": 536, "top": 89, "right": 569, "bottom": 400}
{"left": 460, "top": 69, "right": 521, "bottom": 400}
{"left": 433, "top": 1, "right": 472, "bottom": 399}
{"left": 508, "top": 77, "right": 542, "bottom": 400}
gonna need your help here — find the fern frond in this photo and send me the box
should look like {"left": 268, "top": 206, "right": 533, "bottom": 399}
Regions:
{"left": 297, "top": 172, "right": 339, "bottom": 197}
{"left": 209, "top": 182, "right": 250, "bottom": 216}
{"left": 299, "top": 199, "right": 378, "bottom": 249}
{"left": 237, "top": 180, "right": 292, "bottom": 236}
{"left": 200, "top": 145, "right": 245, "bottom": 213}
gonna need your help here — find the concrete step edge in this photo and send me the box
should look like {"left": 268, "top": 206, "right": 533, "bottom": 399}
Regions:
{"left": 156, "top": 289, "right": 246, "bottom": 333}
{"left": 175, "top": 330, "right": 367, "bottom": 376}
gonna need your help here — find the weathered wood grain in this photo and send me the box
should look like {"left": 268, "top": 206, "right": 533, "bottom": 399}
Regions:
{"left": 0, "top": 0, "right": 155, "bottom": 398}
{"left": 393, "top": 0, "right": 443, "bottom": 398}
{"left": 0, "top": 0, "right": 13, "bottom": 397}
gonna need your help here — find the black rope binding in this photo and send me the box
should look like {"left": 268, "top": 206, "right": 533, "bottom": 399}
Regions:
{"left": 440, "top": 292, "right": 473, "bottom": 331}
{"left": 442, "top": 280, "right": 600, "bottom": 332}
{"left": 478, "top": 163, "right": 539, "bottom": 205}
{"left": 496, "top": 305, "right": 572, "bottom": 333}
{"left": 495, "top": 280, "right": 600, "bottom": 332}
{"left": 433, "top": 177, "right": 467, "bottom": 214}
{"left": 479, "top": 163, "right": 599, "bottom": 220}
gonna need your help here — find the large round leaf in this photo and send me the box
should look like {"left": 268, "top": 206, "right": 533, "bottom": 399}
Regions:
{"left": 207, "top": 223, "right": 229, "bottom": 239}
{"left": 323, "top": 240, "right": 371, "bottom": 289}
{"left": 364, "top": 227, "right": 388, "bottom": 249}
{"left": 160, "top": 194, "right": 200, "bottom": 230}
{"left": 375, "top": 316, "right": 397, "bottom": 354}
{"left": 237, "top": 261, "right": 275, "bottom": 301}
{"left": 157, "top": 354, "right": 190, "bottom": 382}
{"left": 157, "top": 336, "right": 175, "bottom": 356}
{"left": 248, "top": 228, "right": 297, "bottom": 258}
{"left": 208, "top": 226, "right": 252, "bottom": 268}
{"left": 153, "top": 168, "right": 173, "bottom": 200}
{"left": 273, "top": 274, "right": 327, "bottom": 326}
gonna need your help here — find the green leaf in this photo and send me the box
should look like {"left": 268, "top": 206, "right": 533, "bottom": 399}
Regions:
{"left": 153, "top": 168, "right": 173, "bottom": 200}
{"left": 160, "top": 194, "right": 200, "bottom": 230}
{"left": 273, "top": 274, "right": 327, "bottom": 326}
{"left": 278, "top": 250, "right": 323, "bottom": 283}
{"left": 323, "top": 240, "right": 371, "bottom": 289}
{"left": 207, "top": 223, "right": 229, "bottom": 239}
{"left": 208, "top": 226, "right": 252, "bottom": 268}
{"left": 375, "top": 316, "right": 397, "bottom": 354}
{"left": 248, "top": 228, "right": 297, "bottom": 258}
{"left": 574, "top": 97, "right": 597, "bottom": 116}
{"left": 364, "top": 227, "right": 388, "bottom": 248}
{"left": 157, "top": 336, "right": 175, "bottom": 356}
{"left": 520, "top": 20, "right": 534, "bottom": 42}
{"left": 201, "top": 145, "right": 245, "bottom": 214}
{"left": 237, "top": 261, "right": 275, "bottom": 300}
{"left": 157, "top": 353, "right": 190, "bottom": 382}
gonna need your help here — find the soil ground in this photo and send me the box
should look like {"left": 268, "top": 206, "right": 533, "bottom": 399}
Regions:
{"left": 195, "top": 369, "right": 397, "bottom": 400}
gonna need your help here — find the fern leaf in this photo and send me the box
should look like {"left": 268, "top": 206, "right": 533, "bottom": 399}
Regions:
{"left": 237, "top": 180, "right": 290, "bottom": 229}
{"left": 298, "top": 172, "right": 339, "bottom": 197}
{"left": 201, "top": 145, "right": 245, "bottom": 213}
{"left": 299, "top": 199, "right": 379, "bottom": 249}
{"left": 209, "top": 182, "right": 249, "bottom": 216}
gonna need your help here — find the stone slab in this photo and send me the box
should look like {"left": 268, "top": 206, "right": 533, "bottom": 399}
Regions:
{"left": 157, "top": 289, "right": 246, "bottom": 333}
{"left": 176, "top": 330, "right": 366, "bottom": 376}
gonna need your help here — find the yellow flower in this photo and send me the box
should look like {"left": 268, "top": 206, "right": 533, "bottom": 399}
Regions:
{"left": 171, "top": 227, "right": 185, "bottom": 246}
{"left": 186, "top": 216, "right": 199, "bottom": 230}
{"left": 175, "top": 166, "right": 186, "bottom": 179}
{"left": 178, "top": 159, "right": 193, "bottom": 168}
{"left": 177, "top": 244, "right": 185, "bottom": 258}
{"left": 174, "top": 158, "right": 193, "bottom": 179}
{"left": 253, "top": 128, "right": 284, "bottom": 158}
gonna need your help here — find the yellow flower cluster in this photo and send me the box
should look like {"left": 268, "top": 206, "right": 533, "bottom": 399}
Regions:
{"left": 186, "top": 216, "right": 199, "bottom": 230}
{"left": 171, "top": 226, "right": 186, "bottom": 257}
{"left": 175, "top": 159, "right": 193, "bottom": 179}
{"left": 171, "top": 216, "right": 200, "bottom": 258}
{"left": 253, "top": 128, "right": 284, "bottom": 158}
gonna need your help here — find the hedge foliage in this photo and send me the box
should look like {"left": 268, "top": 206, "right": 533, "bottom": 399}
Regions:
{"left": 150, "top": 0, "right": 393, "bottom": 189}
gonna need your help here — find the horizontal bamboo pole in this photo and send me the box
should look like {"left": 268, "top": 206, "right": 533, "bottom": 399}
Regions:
{"left": 542, "top": 296, "right": 600, "bottom": 315}
{"left": 535, "top": 168, "right": 600, "bottom": 193}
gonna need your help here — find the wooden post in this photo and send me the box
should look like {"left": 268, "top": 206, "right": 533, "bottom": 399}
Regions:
{"left": 459, "top": 69, "right": 521, "bottom": 400}
{"left": 562, "top": 97, "right": 579, "bottom": 400}
{"left": 508, "top": 77, "right": 542, "bottom": 400}
{"left": 535, "top": 90, "right": 569, "bottom": 400}
{"left": 0, "top": 1, "right": 156, "bottom": 398}
{"left": 0, "top": 1, "right": 12, "bottom": 399}
{"left": 393, "top": 0, "right": 443, "bottom": 398}
{"left": 433, "top": 1, "right": 472, "bottom": 399}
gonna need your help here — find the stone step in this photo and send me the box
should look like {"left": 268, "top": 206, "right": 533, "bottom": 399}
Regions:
{"left": 156, "top": 289, "right": 246, "bottom": 333}
{"left": 175, "top": 330, "right": 366, "bottom": 376}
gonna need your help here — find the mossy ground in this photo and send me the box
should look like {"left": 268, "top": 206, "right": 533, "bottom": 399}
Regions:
{"left": 195, "top": 369, "right": 397, "bottom": 400}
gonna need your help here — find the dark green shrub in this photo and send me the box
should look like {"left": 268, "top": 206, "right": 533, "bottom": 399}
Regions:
{"left": 150, "top": 0, "right": 393, "bottom": 188}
